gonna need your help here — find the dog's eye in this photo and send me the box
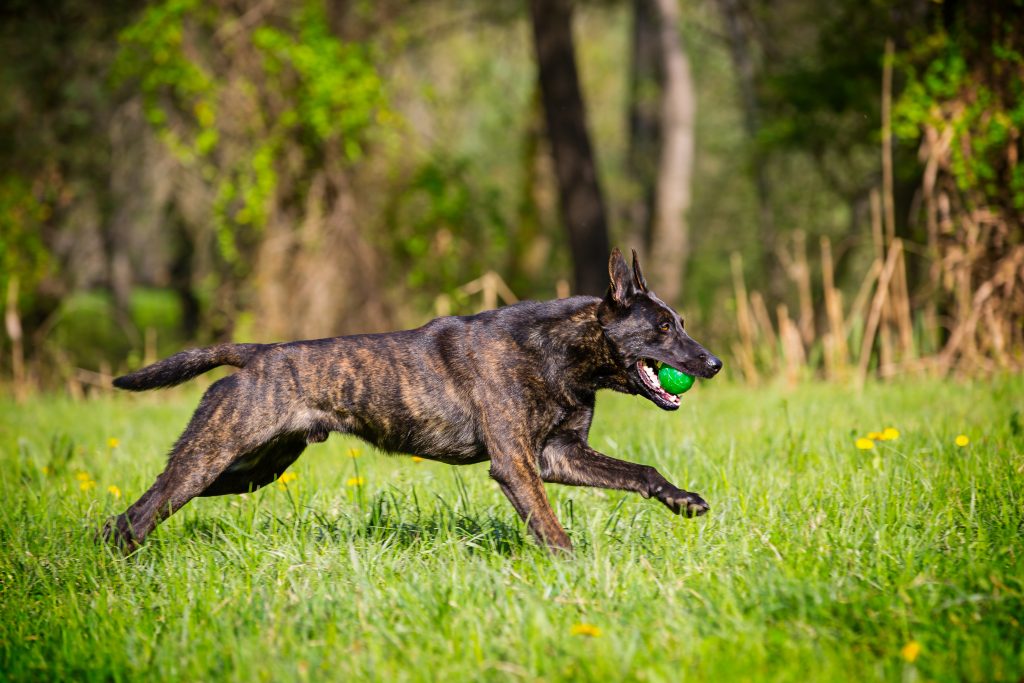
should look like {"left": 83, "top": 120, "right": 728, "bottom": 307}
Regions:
{"left": 659, "top": 321, "right": 671, "bottom": 333}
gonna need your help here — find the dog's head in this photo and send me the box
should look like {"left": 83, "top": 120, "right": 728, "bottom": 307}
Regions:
{"left": 597, "top": 248, "right": 722, "bottom": 410}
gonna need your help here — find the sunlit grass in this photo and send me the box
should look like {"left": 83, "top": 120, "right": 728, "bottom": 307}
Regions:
{"left": 1, "top": 376, "right": 1022, "bottom": 681}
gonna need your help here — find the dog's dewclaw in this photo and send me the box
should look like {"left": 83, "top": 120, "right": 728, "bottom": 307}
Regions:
{"left": 657, "top": 364, "right": 695, "bottom": 395}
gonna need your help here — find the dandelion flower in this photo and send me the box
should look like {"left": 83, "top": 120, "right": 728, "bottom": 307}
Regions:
{"left": 570, "top": 623, "right": 602, "bottom": 637}
{"left": 347, "top": 448, "right": 361, "bottom": 459}
{"left": 346, "top": 476, "right": 365, "bottom": 487}
{"left": 79, "top": 479, "right": 96, "bottom": 491}
{"left": 880, "top": 428, "right": 899, "bottom": 441}
{"left": 411, "top": 456, "right": 424, "bottom": 463}
{"left": 900, "top": 640, "right": 921, "bottom": 663}
{"left": 278, "top": 472, "right": 298, "bottom": 484}
{"left": 75, "top": 472, "right": 91, "bottom": 482}
{"left": 855, "top": 438, "right": 875, "bottom": 450}
{"left": 955, "top": 434, "right": 969, "bottom": 447}
{"left": 867, "top": 431, "right": 884, "bottom": 441}
{"left": 107, "top": 485, "right": 122, "bottom": 499}
{"left": 107, "top": 438, "right": 120, "bottom": 449}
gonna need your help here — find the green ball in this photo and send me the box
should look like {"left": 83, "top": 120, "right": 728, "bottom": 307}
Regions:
{"left": 657, "top": 364, "right": 695, "bottom": 395}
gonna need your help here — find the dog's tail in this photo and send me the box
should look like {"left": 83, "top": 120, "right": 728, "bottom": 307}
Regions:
{"left": 113, "top": 343, "right": 267, "bottom": 391}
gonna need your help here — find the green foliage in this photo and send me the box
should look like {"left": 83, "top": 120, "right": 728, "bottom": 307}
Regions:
{"left": 386, "top": 155, "right": 510, "bottom": 296}
{"left": 48, "top": 292, "right": 131, "bottom": 370}
{"left": 0, "top": 177, "right": 50, "bottom": 307}
{"left": 47, "top": 289, "right": 188, "bottom": 371}
{"left": 114, "top": 0, "right": 390, "bottom": 275}
{"left": 252, "top": 6, "right": 387, "bottom": 157}
{"left": 895, "top": 22, "right": 1024, "bottom": 213}
{"left": 112, "top": 0, "right": 219, "bottom": 161}
{"left": 754, "top": 1, "right": 888, "bottom": 164}
{"left": 1, "top": 379, "right": 1022, "bottom": 680}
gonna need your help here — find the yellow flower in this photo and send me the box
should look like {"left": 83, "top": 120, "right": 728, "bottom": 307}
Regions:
{"left": 347, "top": 448, "right": 361, "bottom": 459}
{"left": 40, "top": 466, "right": 52, "bottom": 476}
{"left": 79, "top": 479, "right": 96, "bottom": 491}
{"left": 880, "top": 428, "right": 900, "bottom": 441}
{"left": 955, "top": 434, "right": 969, "bottom": 447}
{"left": 278, "top": 472, "right": 298, "bottom": 484}
{"left": 900, "top": 640, "right": 921, "bottom": 663}
{"left": 570, "top": 623, "right": 602, "bottom": 637}
{"left": 411, "top": 456, "right": 425, "bottom": 463}
{"left": 75, "top": 472, "right": 91, "bottom": 482}
{"left": 107, "top": 485, "right": 122, "bottom": 499}
{"left": 346, "top": 476, "right": 365, "bottom": 487}
{"left": 107, "top": 438, "right": 120, "bottom": 449}
{"left": 867, "top": 431, "right": 884, "bottom": 440}
{"left": 855, "top": 438, "right": 875, "bottom": 450}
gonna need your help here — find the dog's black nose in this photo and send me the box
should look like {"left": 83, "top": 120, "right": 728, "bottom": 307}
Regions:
{"left": 706, "top": 355, "right": 723, "bottom": 375}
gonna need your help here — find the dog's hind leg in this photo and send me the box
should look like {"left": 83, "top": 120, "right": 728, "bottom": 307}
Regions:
{"left": 101, "top": 375, "right": 289, "bottom": 551}
{"left": 100, "top": 442, "right": 242, "bottom": 551}
{"left": 539, "top": 432, "right": 710, "bottom": 518}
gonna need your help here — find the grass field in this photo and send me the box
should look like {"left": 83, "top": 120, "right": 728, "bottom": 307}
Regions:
{"left": 1, "top": 376, "right": 1022, "bottom": 681}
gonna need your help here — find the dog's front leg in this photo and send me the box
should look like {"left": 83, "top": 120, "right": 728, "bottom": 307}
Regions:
{"left": 490, "top": 455, "right": 572, "bottom": 553}
{"left": 539, "top": 434, "right": 709, "bottom": 517}
{"left": 483, "top": 422, "right": 572, "bottom": 553}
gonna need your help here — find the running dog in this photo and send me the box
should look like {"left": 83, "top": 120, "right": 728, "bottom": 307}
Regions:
{"left": 102, "top": 248, "right": 722, "bottom": 552}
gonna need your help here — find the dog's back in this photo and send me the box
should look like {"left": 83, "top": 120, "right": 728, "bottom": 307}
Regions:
{"left": 237, "top": 295, "right": 605, "bottom": 464}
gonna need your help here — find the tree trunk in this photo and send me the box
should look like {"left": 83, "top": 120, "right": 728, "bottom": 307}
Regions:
{"left": 168, "top": 209, "right": 200, "bottom": 341}
{"left": 527, "top": 0, "right": 611, "bottom": 296}
{"left": 509, "top": 87, "right": 553, "bottom": 294}
{"left": 648, "top": 0, "right": 695, "bottom": 303}
{"left": 625, "top": 0, "right": 663, "bottom": 256}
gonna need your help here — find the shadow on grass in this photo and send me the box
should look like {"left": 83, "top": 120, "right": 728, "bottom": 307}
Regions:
{"left": 177, "top": 488, "right": 538, "bottom": 557}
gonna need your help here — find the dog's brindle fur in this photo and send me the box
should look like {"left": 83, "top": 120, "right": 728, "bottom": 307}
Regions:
{"left": 102, "top": 249, "right": 722, "bottom": 553}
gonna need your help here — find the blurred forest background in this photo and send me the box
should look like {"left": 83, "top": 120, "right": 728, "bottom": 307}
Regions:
{"left": 1, "top": 0, "right": 1022, "bottom": 395}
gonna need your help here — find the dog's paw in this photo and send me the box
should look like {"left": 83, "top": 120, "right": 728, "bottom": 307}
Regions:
{"left": 97, "top": 514, "right": 140, "bottom": 553}
{"left": 657, "top": 488, "right": 710, "bottom": 518}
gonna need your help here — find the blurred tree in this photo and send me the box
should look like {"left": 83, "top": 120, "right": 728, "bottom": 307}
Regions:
{"left": 113, "top": 0, "right": 395, "bottom": 341}
{"left": 528, "top": 0, "right": 611, "bottom": 296}
{"left": 647, "top": 0, "right": 695, "bottom": 303}
{"left": 714, "top": 0, "right": 930, "bottom": 307}
{"left": 894, "top": 0, "right": 1024, "bottom": 367}
{"left": 714, "top": 0, "right": 780, "bottom": 298}
{"left": 0, "top": 0, "right": 139, "bottom": 356}
{"left": 625, "top": 0, "right": 697, "bottom": 305}
{"left": 625, "top": 0, "right": 661, "bottom": 256}
{"left": 2, "top": 0, "right": 1019, "bottom": 385}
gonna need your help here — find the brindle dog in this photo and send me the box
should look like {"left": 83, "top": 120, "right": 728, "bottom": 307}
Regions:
{"left": 102, "top": 249, "right": 722, "bottom": 553}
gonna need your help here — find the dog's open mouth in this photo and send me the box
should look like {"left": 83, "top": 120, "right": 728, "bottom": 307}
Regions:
{"left": 635, "top": 358, "right": 682, "bottom": 409}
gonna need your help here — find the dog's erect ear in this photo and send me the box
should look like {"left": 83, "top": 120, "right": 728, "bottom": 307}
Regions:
{"left": 608, "top": 248, "right": 637, "bottom": 305}
{"left": 631, "top": 249, "right": 649, "bottom": 292}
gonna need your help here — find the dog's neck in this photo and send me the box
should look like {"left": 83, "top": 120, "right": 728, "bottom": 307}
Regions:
{"left": 529, "top": 297, "right": 631, "bottom": 399}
